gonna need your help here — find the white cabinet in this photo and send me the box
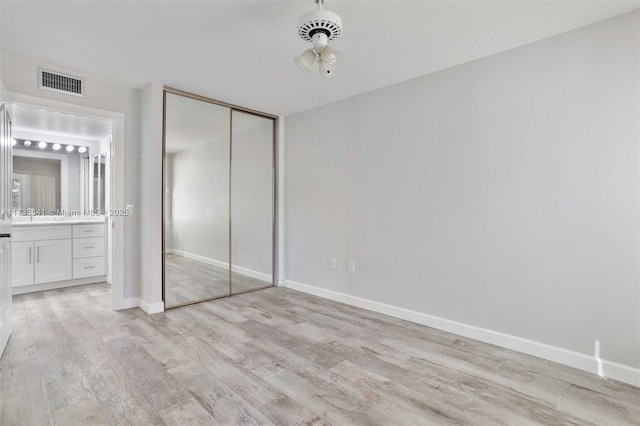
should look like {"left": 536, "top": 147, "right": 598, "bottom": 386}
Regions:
{"left": 35, "top": 239, "right": 72, "bottom": 284}
{"left": 11, "top": 239, "right": 72, "bottom": 286}
{"left": 72, "top": 224, "right": 106, "bottom": 279}
{"left": 73, "top": 224, "right": 104, "bottom": 238}
{"left": 73, "top": 257, "right": 105, "bottom": 278}
{"left": 11, "top": 241, "right": 34, "bottom": 287}
{"left": 73, "top": 237, "right": 105, "bottom": 259}
{"left": 11, "top": 223, "right": 106, "bottom": 291}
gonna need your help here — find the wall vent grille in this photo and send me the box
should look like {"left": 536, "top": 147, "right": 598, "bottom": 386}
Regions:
{"left": 38, "top": 69, "right": 84, "bottom": 97}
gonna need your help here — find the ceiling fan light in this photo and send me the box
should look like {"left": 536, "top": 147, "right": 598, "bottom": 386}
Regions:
{"left": 294, "top": 49, "right": 317, "bottom": 73}
{"left": 320, "top": 45, "right": 342, "bottom": 66}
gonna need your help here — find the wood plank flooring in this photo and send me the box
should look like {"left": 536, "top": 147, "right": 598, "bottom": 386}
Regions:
{"left": 1, "top": 282, "right": 638, "bottom": 425}
{"left": 164, "top": 254, "right": 271, "bottom": 307}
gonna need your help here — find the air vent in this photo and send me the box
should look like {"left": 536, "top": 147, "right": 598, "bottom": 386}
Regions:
{"left": 38, "top": 68, "right": 84, "bottom": 97}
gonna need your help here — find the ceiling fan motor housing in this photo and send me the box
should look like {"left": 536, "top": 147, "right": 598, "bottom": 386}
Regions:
{"left": 297, "top": 9, "right": 343, "bottom": 45}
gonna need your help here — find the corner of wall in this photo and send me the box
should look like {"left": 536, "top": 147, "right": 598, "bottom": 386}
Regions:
{"left": 139, "top": 81, "right": 164, "bottom": 308}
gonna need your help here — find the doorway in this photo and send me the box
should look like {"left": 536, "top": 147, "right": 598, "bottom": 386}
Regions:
{"left": 7, "top": 93, "right": 126, "bottom": 310}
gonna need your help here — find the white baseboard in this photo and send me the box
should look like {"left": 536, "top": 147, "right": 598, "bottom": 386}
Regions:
{"left": 12, "top": 276, "right": 107, "bottom": 295}
{"left": 115, "top": 296, "right": 163, "bottom": 314}
{"left": 140, "top": 299, "right": 164, "bottom": 314}
{"left": 167, "top": 249, "right": 272, "bottom": 283}
{"left": 284, "top": 279, "right": 640, "bottom": 388}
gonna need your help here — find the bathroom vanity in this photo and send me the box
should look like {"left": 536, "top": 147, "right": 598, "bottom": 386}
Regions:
{"left": 11, "top": 218, "right": 107, "bottom": 294}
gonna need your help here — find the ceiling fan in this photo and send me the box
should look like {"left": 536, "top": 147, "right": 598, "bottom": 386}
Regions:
{"left": 294, "top": 0, "right": 343, "bottom": 78}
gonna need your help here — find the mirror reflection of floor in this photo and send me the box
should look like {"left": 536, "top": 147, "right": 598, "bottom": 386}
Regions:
{"left": 164, "top": 253, "right": 271, "bottom": 308}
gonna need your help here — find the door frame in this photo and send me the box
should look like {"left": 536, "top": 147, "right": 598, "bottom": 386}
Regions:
{"left": 7, "top": 92, "right": 126, "bottom": 310}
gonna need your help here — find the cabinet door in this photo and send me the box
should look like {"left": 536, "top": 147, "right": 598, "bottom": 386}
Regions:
{"left": 35, "top": 239, "right": 72, "bottom": 284}
{"left": 11, "top": 241, "right": 34, "bottom": 287}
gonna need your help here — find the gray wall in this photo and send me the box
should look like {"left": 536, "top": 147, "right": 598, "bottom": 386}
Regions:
{"left": 285, "top": 12, "right": 639, "bottom": 368}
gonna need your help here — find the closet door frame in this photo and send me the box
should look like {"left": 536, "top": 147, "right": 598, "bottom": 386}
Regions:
{"left": 162, "top": 86, "right": 277, "bottom": 309}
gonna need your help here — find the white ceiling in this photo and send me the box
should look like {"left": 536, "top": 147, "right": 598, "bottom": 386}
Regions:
{"left": 11, "top": 103, "right": 112, "bottom": 141}
{"left": 1, "top": 1, "right": 638, "bottom": 116}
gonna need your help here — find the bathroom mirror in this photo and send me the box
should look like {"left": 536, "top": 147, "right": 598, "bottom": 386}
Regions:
{"left": 12, "top": 147, "right": 72, "bottom": 214}
{"left": 12, "top": 144, "right": 107, "bottom": 215}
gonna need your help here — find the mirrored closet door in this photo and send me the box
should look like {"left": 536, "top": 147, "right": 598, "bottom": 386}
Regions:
{"left": 162, "top": 89, "right": 275, "bottom": 309}
{"left": 230, "top": 111, "right": 274, "bottom": 294}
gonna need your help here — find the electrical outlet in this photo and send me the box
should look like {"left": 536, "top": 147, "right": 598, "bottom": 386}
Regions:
{"left": 330, "top": 257, "right": 337, "bottom": 269}
{"left": 348, "top": 259, "right": 356, "bottom": 272}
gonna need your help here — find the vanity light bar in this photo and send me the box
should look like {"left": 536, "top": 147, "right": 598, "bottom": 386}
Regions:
{"left": 13, "top": 139, "right": 89, "bottom": 154}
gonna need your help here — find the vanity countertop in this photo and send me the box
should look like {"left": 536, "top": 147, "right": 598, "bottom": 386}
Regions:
{"left": 12, "top": 219, "right": 106, "bottom": 227}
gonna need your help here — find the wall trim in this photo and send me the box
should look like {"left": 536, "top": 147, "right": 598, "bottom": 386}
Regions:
{"left": 12, "top": 276, "right": 107, "bottom": 295}
{"left": 139, "top": 298, "right": 164, "bottom": 314}
{"left": 167, "top": 249, "right": 272, "bottom": 283}
{"left": 283, "top": 279, "right": 640, "bottom": 388}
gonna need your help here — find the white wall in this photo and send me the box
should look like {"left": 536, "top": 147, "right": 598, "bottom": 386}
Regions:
{"left": 1, "top": 54, "right": 141, "bottom": 300}
{"left": 140, "top": 81, "right": 163, "bottom": 312}
{"left": 285, "top": 11, "right": 639, "bottom": 381}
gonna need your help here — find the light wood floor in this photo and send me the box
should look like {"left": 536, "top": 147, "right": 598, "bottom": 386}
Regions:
{"left": 164, "top": 253, "right": 272, "bottom": 307}
{"left": 1, "top": 283, "right": 638, "bottom": 425}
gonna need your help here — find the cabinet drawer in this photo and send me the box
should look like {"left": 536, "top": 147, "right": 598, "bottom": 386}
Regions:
{"left": 73, "top": 237, "right": 105, "bottom": 259}
{"left": 73, "top": 224, "right": 105, "bottom": 238}
{"left": 13, "top": 225, "right": 71, "bottom": 242}
{"left": 73, "top": 257, "right": 105, "bottom": 279}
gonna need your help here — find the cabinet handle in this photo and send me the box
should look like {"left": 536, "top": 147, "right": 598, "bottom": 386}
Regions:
{"left": 83, "top": 266, "right": 95, "bottom": 269}
{"left": 36, "top": 246, "right": 40, "bottom": 263}
{"left": 28, "top": 247, "right": 32, "bottom": 264}
{"left": 84, "top": 246, "right": 95, "bottom": 249}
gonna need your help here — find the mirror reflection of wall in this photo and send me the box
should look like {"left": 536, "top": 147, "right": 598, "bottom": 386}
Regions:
{"left": 93, "top": 153, "right": 106, "bottom": 211}
{"left": 12, "top": 156, "right": 61, "bottom": 212}
{"left": 230, "top": 111, "right": 274, "bottom": 293}
{"left": 11, "top": 145, "right": 79, "bottom": 214}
